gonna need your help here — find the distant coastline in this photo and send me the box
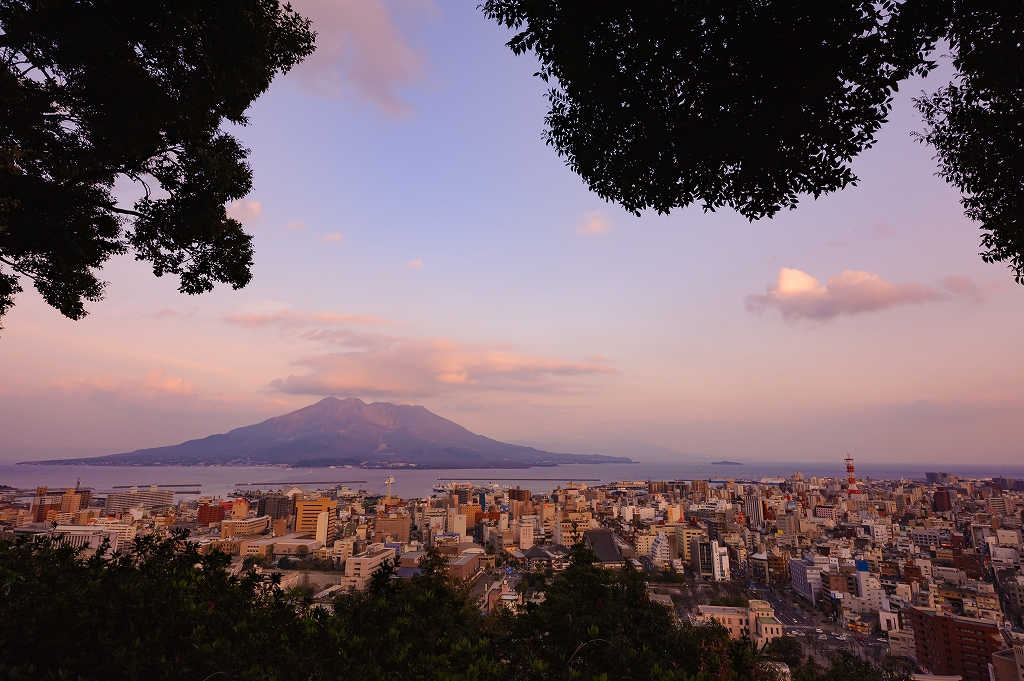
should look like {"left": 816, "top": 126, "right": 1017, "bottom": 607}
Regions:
{"left": 709, "top": 460, "right": 742, "bottom": 466}
{"left": 18, "top": 459, "right": 633, "bottom": 469}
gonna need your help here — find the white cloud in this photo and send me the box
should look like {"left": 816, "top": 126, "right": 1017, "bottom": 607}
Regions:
{"left": 226, "top": 199, "right": 262, "bottom": 225}
{"left": 745, "top": 268, "right": 961, "bottom": 321}
{"left": 406, "top": 259, "right": 423, "bottom": 270}
{"left": 575, "top": 210, "right": 610, "bottom": 235}
{"left": 288, "top": 0, "right": 435, "bottom": 118}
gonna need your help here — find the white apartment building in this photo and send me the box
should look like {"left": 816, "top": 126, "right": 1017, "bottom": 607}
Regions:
{"left": 692, "top": 538, "right": 730, "bottom": 581}
{"left": 650, "top": 531, "right": 673, "bottom": 565}
{"left": 790, "top": 556, "right": 825, "bottom": 604}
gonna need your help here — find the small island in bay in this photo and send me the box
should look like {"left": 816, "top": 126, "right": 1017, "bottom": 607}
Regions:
{"left": 709, "top": 460, "right": 742, "bottom": 465}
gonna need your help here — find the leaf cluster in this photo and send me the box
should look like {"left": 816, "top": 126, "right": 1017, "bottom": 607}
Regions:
{"left": 482, "top": 0, "right": 935, "bottom": 220}
{"left": 481, "top": 0, "right": 1024, "bottom": 280}
{"left": 0, "top": 530, "right": 307, "bottom": 680}
{"left": 914, "top": 2, "right": 1024, "bottom": 281}
{"left": 0, "top": 1, "right": 314, "bottom": 326}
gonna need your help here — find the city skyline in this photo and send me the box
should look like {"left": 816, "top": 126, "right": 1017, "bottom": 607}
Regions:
{"left": 3, "top": 0, "right": 1024, "bottom": 465}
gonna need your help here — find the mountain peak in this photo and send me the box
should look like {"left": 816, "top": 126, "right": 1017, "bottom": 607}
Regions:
{"left": 28, "top": 399, "right": 634, "bottom": 469}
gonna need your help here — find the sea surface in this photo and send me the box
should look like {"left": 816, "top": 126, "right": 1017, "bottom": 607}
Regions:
{"left": 3, "top": 460, "right": 1024, "bottom": 501}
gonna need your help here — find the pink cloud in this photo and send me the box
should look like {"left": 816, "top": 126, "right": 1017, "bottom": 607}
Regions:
{"left": 289, "top": 0, "right": 434, "bottom": 118}
{"left": 225, "top": 310, "right": 394, "bottom": 329}
{"left": 320, "top": 232, "right": 344, "bottom": 243}
{"left": 226, "top": 199, "right": 263, "bottom": 225}
{"left": 940, "top": 274, "right": 983, "bottom": 299}
{"left": 53, "top": 370, "right": 196, "bottom": 399}
{"left": 269, "top": 335, "right": 616, "bottom": 398}
{"left": 406, "top": 259, "right": 423, "bottom": 269}
{"left": 745, "top": 268, "right": 966, "bottom": 321}
{"left": 297, "top": 328, "right": 395, "bottom": 350}
{"left": 575, "top": 210, "right": 610, "bottom": 235}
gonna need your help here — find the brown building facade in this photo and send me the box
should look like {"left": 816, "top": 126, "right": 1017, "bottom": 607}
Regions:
{"left": 508, "top": 487, "right": 531, "bottom": 502}
{"left": 909, "top": 607, "right": 1003, "bottom": 681}
{"left": 198, "top": 503, "right": 225, "bottom": 525}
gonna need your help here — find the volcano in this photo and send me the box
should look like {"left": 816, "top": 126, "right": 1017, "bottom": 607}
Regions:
{"left": 30, "top": 397, "right": 634, "bottom": 469}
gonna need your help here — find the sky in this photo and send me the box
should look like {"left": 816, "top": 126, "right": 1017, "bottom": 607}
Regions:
{"left": 2, "top": 0, "right": 1024, "bottom": 465}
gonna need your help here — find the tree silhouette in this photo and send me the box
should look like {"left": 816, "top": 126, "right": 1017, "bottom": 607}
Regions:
{"left": 482, "top": 1, "right": 1024, "bottom": 281}
{"left": 1, "top": 532, "right": 915, "bottom": 681}
{"left": 0, "top": 0, "right": 314, "bottom": 327}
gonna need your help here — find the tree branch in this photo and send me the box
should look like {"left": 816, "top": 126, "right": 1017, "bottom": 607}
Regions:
{"left": 104, "top": 206, "right": 145, "bottom": 218}
{"left": 0, "top": 255, "right": 41, "bottom": 283}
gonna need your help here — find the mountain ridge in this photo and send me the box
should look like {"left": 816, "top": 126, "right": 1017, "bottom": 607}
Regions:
{"left": 23, "top": 397, "right": 634, "bottom": 469}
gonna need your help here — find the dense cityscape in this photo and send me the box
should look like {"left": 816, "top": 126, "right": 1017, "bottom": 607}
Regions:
{"left": 4, "top": 456, "right": 1024, "bottom": 681}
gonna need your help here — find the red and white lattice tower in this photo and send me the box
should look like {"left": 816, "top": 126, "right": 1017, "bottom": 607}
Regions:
{"left": 845, "top": 454, "right": 861, "bottom": 495}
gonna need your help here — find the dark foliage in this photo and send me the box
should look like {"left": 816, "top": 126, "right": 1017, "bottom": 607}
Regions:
{"left": 0, "top": 1, "right": 314, "bottom": 326}
{"left": 481, "top": 0, "right": 934, "bottom": 220}
{"left": 762, "top": 635, "right": 806, "bottom": 669}
{"left": 1, "top": 532, "right": 910, "bottom": 681}
{"left": 710, "top": 594, "right": 750, "bottom": 608}
{"left": 0, "top": 531, "right": 309, "bottom": 680}
{"left": 500, "top": 541, "right": 740, "bottom": 680}
{"left": 914, "top": 2, "right": 1024, "bottom": 281}
{"left": 482, "top": 0, "right": 1024, "bottom": 281}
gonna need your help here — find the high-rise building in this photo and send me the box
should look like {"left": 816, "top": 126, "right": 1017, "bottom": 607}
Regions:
{"left": 197, "top": 503, "right": 225, "bottom": 525}
{"left": 314, "top": 511, "right": 330, "bottom": 544}
{"left": 692, "top": 538, "right": 730, "bottom": 581}
{"left": 257, "top": 495, "right": 293, "bottom": 520}
{"left": 295, "top": 498, "right": 337, "bottom": 540}
{"left": 230, "top": 499, "right": 250, "bottom": 519}
{"left": 374, "top": 514, "right": 411, "bottom": 541}
{"left": 744, "top": 495, "right": 764, "bottom": 528}
{"left": 909, "top": 607, "right": 1003, "bottom": 681}
{"left": 988, "top": 496, "right": 1013, "bottom": 517}
{"left": 790, "top": 555, "right": 826, "bottom": 604}
{"left": 446, "top": 510, "right": 467, "bottom": 538}
{"left": 59, "top": 489, "right": 82, "bottom": 514}
{"left": 518, "top": 523, "right": 534, "bottom": 550}
{"left": 31, "top": 487, "right": 65, "bottom": 523}
{"left": 933, "top": 487, "right": 953, "bottom": 513}
{"left": 650, "top": 532, "right": 673, "bottom": 565}
{"left": 508, "top": 487, "right": 531, "bottom": 502}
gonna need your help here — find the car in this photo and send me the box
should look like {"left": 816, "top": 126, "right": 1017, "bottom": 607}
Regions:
{"left": 818, "top": 634, "right": 828, "bottom": 640}
{"left": 795, "top": 632, "right": 805, "bottom": 637}
{"left": 815, "top": 628, "right": 823, "bottom": 633}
